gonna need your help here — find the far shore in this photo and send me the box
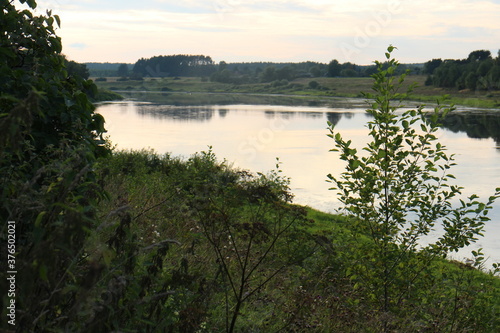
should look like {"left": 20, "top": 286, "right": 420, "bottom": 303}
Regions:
{"left": 93, "top": 75, "right": 500, "bottom": 110}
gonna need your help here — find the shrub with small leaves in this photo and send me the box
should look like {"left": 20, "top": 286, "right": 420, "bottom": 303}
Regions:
{"left": 327, "top": 45, "right": 500, "bottom": 330}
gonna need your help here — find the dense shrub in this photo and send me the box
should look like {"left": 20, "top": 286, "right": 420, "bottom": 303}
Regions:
{"left": 1, "top": 1, "right": 109, "bottom": 330}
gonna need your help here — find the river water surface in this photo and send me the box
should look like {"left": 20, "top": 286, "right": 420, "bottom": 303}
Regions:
{"left": 96, "top": 97, "right": 500, "bottom": 264}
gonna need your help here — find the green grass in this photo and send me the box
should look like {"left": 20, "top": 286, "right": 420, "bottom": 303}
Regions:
{"left": 92, "top": 88, "right": 124, "bottom": 102}
{"left": 87, "top": 148, "right": 500, "bottom": 332}
{"left": 94, "top": 75, "right": 500, "bottom": 109}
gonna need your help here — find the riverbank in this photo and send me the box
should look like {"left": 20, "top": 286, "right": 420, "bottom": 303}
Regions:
{"left": 90, "top": 148, "right": 500, "bottom": 331}
{"left": 93, "top": 75, "right": 500, "bottom": 109}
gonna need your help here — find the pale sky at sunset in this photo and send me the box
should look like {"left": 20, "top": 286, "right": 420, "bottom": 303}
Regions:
{"left": 33, "top": 0, "right": 500, "bottom": 65}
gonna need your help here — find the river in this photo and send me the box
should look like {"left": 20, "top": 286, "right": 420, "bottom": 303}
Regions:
{"left": 95, "top": 95, "right": 500, "bottom": 264}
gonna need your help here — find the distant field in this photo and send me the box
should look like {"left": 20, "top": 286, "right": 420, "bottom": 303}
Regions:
{"left": 93, "top": 75, "right": 500, "bottom": 109}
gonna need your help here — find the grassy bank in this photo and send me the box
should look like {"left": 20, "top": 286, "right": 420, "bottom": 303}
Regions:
{"left": 93, "top": 75, "right": 500, "bottom": 109}
{"left": 92, "top": 87, "right": 124, "bottom": 102}
{"left": 85, "top": 148, "right": 500, "bottom": 332}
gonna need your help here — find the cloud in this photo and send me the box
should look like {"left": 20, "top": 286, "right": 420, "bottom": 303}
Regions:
{"left": 68, "top": 43, "right": 88, "bottom": 50}
{"left": 34, "top": 0, "right": 500, "bottom": 64}
{"left": 179, "top": 26, "right": 242, "bottom": 33}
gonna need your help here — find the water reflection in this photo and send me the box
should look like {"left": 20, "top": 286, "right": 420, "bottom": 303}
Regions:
{"left": 441, "top": 112, "right": 500, "bottom": 146}
{"left": 326, "top": 113, "right": 344, "bottom": 127}
{"left": 131, "top": 103, "right": 362, "bottom": 124}
{"left": 96, "top": 101, "right": 500, "bottom": 263}
{"left": 136, "top": 104, "right": 217, "bottom": 121}
{"left": 127, "top": 101, "right": 500, "bottom": 150}
{"left": 219, "top": 109, "right": 228, "bottom": 118}
{"left": 119, "top": 91, "right": 368, "bottom": 108}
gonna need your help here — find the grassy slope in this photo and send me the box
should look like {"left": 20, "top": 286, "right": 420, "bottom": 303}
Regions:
{"left": 91, "top": 149, "right": 500, "bottom": 332}
{"left": 93, "top": 75, "right": 500, "bottom": 109}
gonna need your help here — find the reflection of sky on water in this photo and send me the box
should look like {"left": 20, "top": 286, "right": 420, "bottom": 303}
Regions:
{"left": 96, "top": 102, "right": 500, "bottom": 264}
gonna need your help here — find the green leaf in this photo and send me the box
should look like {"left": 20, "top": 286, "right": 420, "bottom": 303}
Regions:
{"left": 35, "top": 211, "right": 46, "bottom": 227}
{"left": 350, "top": 159, "right": 361, "bottom": 169}
{"left": 26, "top": 0, "right": 37, "bottom": 9}
{"left": 39, "top": 264, "right": 48, "bottom": 282}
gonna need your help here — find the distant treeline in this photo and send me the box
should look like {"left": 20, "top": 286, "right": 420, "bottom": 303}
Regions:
{"left": 84, "top": 49, "right": 500, "bottom": 92}
{"left": 85, "top": 54, "right": 423, "bottom": 82}
{"left": 133, "top": 55, "right": 215, "bottom": 77}
{"left": 86, "top": 62, "right": 132, "bottom": 77}
{"left": 424, "top": 50, "right": 500, "bottom": 90}
{"left": 210, "top": 61, "right": 327, "bottom": 84}
{"left": 211, "top": 60, "right": 422, "bottom": 84}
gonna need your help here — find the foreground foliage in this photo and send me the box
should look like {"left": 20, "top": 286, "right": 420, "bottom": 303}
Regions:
{"left": 71, "top": 150, "right": 500, "bottom": 332}
{"left": 327, "top": 46, "right": 500, "bottom": 331}
{"left": 1, "top": 0, "right": 108, "bottom": 331}
{"left": 5, "top": 144, "right": 500, "bottom": 331}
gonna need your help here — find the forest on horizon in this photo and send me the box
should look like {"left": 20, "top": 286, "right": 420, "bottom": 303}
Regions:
{"left": 85, "top": 49, "right": 500, "bottom": 91}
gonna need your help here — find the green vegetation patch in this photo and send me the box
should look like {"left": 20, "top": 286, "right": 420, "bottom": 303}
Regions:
{"left": 95, "top": 75, "right": 500, "bottom": 109}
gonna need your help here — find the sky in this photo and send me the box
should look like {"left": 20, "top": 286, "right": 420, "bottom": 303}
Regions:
{"left": 32, "top": 0, "right": 500, "bottom": 65}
